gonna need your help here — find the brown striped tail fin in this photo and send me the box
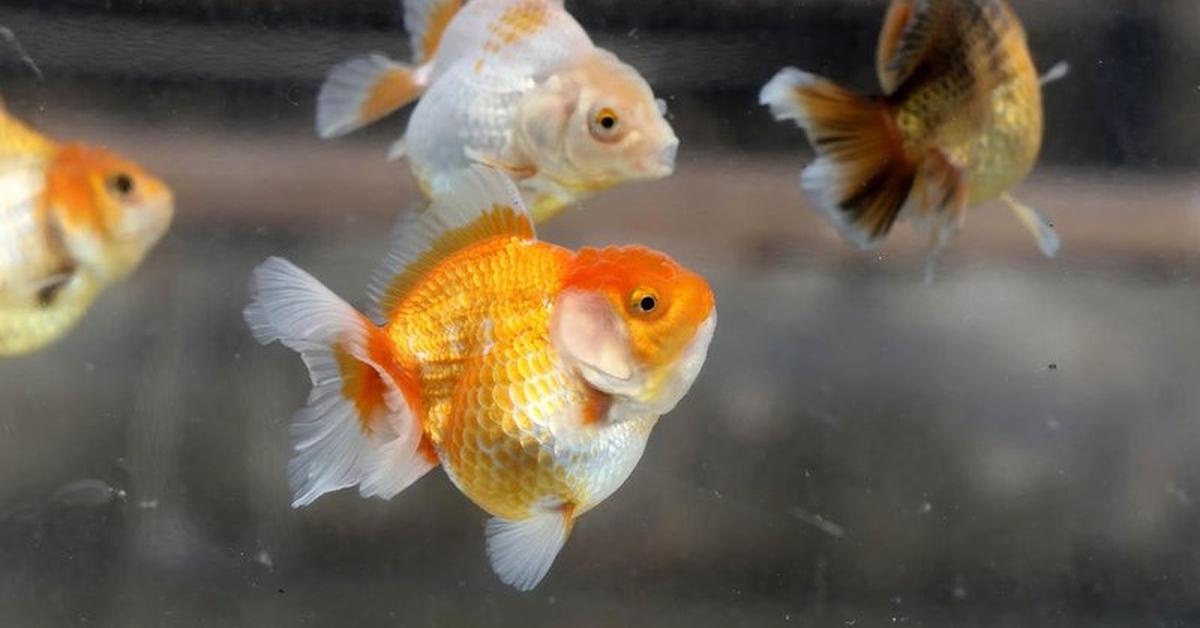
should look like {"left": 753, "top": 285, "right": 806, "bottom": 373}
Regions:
{"left": 760, "top": 67, "right": 916, "bottom": 249}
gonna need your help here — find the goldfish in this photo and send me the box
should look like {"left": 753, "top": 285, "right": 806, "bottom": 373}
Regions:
{"left": 760, "top": 0, "right": 1062, "bottom": 272}
{"left": 316, "top": 0, "right": 679, "bottom": 223}
{"left": 0, "top": 104, "right": 173, "bottom": 355}
{"left": 244, "top": 165, "right": 715, "bottom": 590}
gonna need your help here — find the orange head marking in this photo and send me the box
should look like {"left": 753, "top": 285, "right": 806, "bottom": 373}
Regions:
{"left": 45, "top": 142, "right": 174, "bottom": 279}
{"left": 563, "top": 245, "right": 714, "bottom": 372}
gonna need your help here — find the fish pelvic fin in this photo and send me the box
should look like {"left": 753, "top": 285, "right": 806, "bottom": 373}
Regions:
{"left": 485, "top": 503, "right": 576, "bottom": 591}
{"left": 760, "top": 68, "right": 916, "bottom": 249}
{"left": 244, "top": 257, "right": 435, "bottom": 507}
{"left": 368, "top": 165, "right": 535, "bottom": 321}
{"left": 316, "top": 54, "right": 431, "bottom": 139}
{"left": 1001, "top": 192, "right": 1060, "bottom": 257}
{"left": 403, "top": 0, "right": 462, "bottom": 65}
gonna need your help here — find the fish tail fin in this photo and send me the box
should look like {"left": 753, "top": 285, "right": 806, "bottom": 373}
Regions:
{"left": 760, "top": 67, "right": 916, "bottom": 248}
{"left": 316, "top": 54, "right": 431, "bottom": 138}
{"left": 404, "top": 0, "right": 462, "bottom": 65}
{"left": 244, "top": 257, "right": 436, "bottom": 507}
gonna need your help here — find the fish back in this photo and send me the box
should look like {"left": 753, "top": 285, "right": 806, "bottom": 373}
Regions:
{"left": 432, "top": 0, "right": 592, "bottom": 84}
{"left": 883, "top": 0, "right": 1026, "bottom": 150}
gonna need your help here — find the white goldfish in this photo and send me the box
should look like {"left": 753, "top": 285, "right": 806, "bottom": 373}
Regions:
{"left": 316, "top": 0, "right": 679, "bottom": 223}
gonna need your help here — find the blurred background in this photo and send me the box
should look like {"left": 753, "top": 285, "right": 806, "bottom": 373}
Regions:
{"left": 0, "top": 0, "right": 1198, "bottom": 625}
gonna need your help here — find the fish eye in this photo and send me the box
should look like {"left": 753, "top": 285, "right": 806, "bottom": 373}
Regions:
{"left": 589, "top": 107, "right": 622, "bottom": 141}
{"left": 109, "top": 173, "right": 135, "bottom": 196}
{"left": 630, "top": 289, "right": 658, "bottom": 315}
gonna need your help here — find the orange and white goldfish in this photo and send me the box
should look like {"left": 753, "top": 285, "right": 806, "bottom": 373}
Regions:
{"left": 245, "top": 166, "right": 715, "bottom": 590}
{"left": 316, "top": 0, "right": 679, "bottom": 223}
{"left": 0, "top": 105, "right": 173, "bottom": 355}
{"left": 760, "top": 0, "right": 1062, "bottom": 271}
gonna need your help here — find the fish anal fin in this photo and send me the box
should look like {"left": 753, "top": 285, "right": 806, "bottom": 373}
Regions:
{"left": 912, "top": 149, "right": 969, "bottom": 282}
{"left": 485, "top": 503, "right": 576, "bottom": 591}
{"left": 368, "top": 166, "right": 535, "bottom": 321}
{"left": 316, "top": 55, "right": 430, "bottom": 139}
{"left": 404, "top": 0, "right": 463, "bottom": 65}
{"left": 244, "top": 258, "right": 436, "bottom": 507}
{"left": 913, "top": 148, "right": 968, "bottom": 217}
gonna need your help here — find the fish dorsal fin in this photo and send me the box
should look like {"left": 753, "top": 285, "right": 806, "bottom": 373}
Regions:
{"left": 368, "top": 166, "right": 535, "bottom": 321}
{"left": 404, "top": 0, "right": 463, "bottom": 65}
{"left": 876, "top": 0, "right": 956, "bottom": 94}
{"left": 0, "top": 102, "right": 56, "bottom": 160}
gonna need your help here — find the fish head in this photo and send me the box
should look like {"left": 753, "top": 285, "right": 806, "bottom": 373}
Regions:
{"left": 48, "top": 143, "right": 174, "bottom": 280}
{"left": 519, "top": 49, "right": 678, "bottom": 192}
{"left": 553, "top": 245, "right": 715, "bottom": 418}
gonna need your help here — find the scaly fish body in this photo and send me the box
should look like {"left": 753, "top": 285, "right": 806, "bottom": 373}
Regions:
{"left": 0, "top": 111, "right": 173, "bottom": 355}
{"left": 385, "top": 237, "right": 656, "bottom": 520}
{"left": 247, "top": 166, "right": 715, "bottom": 590}
{"left": 886, "top": 0, "right": 1042, "bottom": 205}
{"left": 317, "top": 0, "right": 679, "bottom": 222}
{"left": 761, "top": 0, "right": 1058, "bottom": 264}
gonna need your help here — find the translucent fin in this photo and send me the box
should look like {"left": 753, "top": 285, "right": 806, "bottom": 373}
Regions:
{"left": 316, "top": 54, "right": 430, "bottom": 138}
{"left": 386, "top": 137, "right": 408, "bottom": 162}
{"left": 760, "top": 68, "right": 916, "bottom": 249}
{"left": 244, "top": 257, "right": 434, "bottom": 507}
{"left": 403, "top": 0, "right": 462, "bottom": 65}
{"left": 485, "top": 505, "right": 575, "bottom": 591}
{"left": 367, "top": 165, "right": 535, "bottom": 321}
{"left": 1040, "top": 61, "right": 1070, "bottom": 86}
{"left": 1002, "top": 192, "right": 1060, "bottom": 257}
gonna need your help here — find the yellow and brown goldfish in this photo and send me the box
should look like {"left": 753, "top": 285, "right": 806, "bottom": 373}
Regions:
{"left": 316, "top": 0, "right": 679, "bottom": 223}
{"left": 245, "top": 166, "right": 715, "bottom": 590}
{"left": 0, "top": 105, "right": 173, "bottom": 355}
{"left": 760, "top": 0, "right": 1060, "bottom": 268}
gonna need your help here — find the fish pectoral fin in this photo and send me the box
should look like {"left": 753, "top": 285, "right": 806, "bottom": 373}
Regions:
{"left": 1002, "top": 193, "right": 1060, "bottom": 257}
{"left": 31, "top": 270, "right": 76, "bottom": 307}
{"left": 485, "top": 504, "right": 576, "bottom": 591}
{"left": 386, "top": 137, "right": 408, "bottom": 162}
{"left": 1039, "top": 61, "right": 1071, "bottom": 87}
{"left": 463, "top": 146, "right": 538, "bottom": 180}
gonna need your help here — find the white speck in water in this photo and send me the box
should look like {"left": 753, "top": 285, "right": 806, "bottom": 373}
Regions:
{"left": 136, "top": 499, "right": 160, "bottom": 509}
{"left": 953, "top": 574, "right": 968, "bottom": 600}
{"left": 255, "top": 549, "right": 274, "bottom": 570}
{"left": 84, "top": 362, "right": 95, "bottom": 373}
{"left": 919, "top": 501, "right": 932, "bottom": 514}
{"left": 790, "top": 507, "right": 846, "bottom": 538}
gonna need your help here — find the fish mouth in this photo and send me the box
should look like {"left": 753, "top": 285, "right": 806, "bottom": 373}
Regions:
{"left": 644, "top": 137, "right": 679, "bottom": 178}
{"left": 640, "top": 310, "right": 716, "bottom": 416}
{"left": 117, "top": 198, "right": 174, "bottom": 241}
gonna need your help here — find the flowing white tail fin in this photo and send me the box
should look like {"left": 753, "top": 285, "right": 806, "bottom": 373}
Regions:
{"left": 244, "top": 257, "right": 435, "bottom": 506}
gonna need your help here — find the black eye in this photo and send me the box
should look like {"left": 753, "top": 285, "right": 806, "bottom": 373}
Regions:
{"left": 111, "top": 173, "right": 134, "bottom": 195}
{"left": 600, "top": 115, "right": 616, "bottom": 129}
{"left": 638, "top": 295, "right": 656, "bottom": 312}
